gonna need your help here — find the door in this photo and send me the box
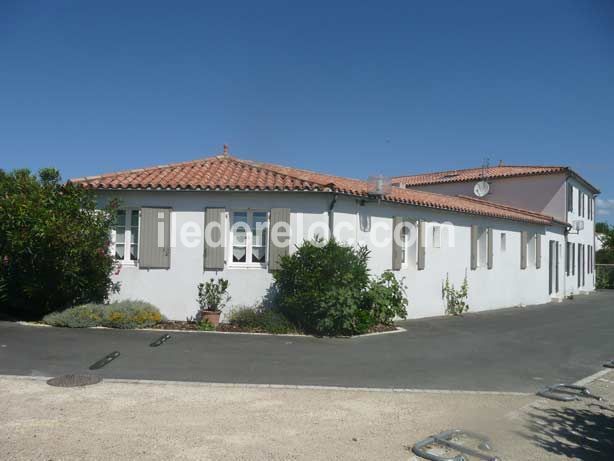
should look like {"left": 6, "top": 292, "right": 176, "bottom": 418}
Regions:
{"left": 549, "top": 240, "right": 559, "bottom": 296}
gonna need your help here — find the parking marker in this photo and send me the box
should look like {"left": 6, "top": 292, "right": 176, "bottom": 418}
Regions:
{"left": 150, "top": 334, "right": 171, "bottom": 347}
{"left": 89, "top": 351, "right": 120, "bottom": 370}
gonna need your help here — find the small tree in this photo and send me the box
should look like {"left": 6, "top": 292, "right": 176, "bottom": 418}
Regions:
{"left": 0, "top": 168, "right": 119, "bottom": 319}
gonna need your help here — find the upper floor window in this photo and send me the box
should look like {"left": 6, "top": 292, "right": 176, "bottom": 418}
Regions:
{"left": 230, "top": 210, "right": 268, "bottom": 266}
{"left": 112, "top": 209, "right": 139, "bottom": 263}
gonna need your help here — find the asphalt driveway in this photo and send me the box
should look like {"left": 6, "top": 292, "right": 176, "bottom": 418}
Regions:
{"left": 1, "top": 291, "right": 613, "bottom": 392}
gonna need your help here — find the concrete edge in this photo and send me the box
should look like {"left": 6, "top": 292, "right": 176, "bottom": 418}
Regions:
{"left": 0, "top": 374, "right": 530, "bottom": 396}
{"left": 15, "top": 322, "right": 406, "bottom": 339}
{"left": 573, "top": 368, "right": 612, "bottom": 386}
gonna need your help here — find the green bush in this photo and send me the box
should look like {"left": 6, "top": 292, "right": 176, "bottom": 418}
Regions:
{"left": 273, "top": 239, "right": 407, "bottom": 336}
{"left": 0, "top": 168, "right": 119, "bottom": 319}
{"left": 42, "top": 300, "right": 162, "bottom": 329}
{"left": 228, "top": 306, "right": 297, "bottom": 334}
{"left": 596, "top": 265, "right": 614, "bottom": 289}
{"left": 364, "top": 271, "right": 408, "bottom": 325}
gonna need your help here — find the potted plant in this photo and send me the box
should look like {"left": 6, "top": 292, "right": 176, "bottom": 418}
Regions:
{"left": 196, "top": 278, "right": 230, "bottom": 326}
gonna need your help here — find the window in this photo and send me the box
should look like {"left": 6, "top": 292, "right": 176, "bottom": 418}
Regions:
{"left": 401, "top": 222, "right": 417, "bottom": 268}
{"left": 401, "top": 225, "right": 408, "bottom": 265}
{"left": 566, "top": 242, "right": 571, "bottom": 276}
{"left": 112, "top": 209, "right": 139, "bottom": 263}
{"left": 528, "top": 233, "right": 537, "bottom": 267}
{"left": 500, "top": 233, "right": 507, "bottom": 252}
{"left": 571, "top": 243, "right": 576, "bottom": 276}
{"left": 567, "top": 184, "right": 573, "bottom": 212}
{"left": 230, "top": 210, "right": 268, "bottom": 265}
{"left": 477, "top": 227, "right": 488, "bottom": 267}
{"left": 432, "top": 225, "right": 441, "bottom": 248}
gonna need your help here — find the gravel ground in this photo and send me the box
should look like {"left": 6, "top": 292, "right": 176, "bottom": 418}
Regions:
{"left": 1, "top": 372, "right": 613, "bottom": 460}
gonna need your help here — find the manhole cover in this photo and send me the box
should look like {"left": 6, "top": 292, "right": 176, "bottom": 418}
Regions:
{"left": 47, "top": 374, "right": 102, "bottom": 387}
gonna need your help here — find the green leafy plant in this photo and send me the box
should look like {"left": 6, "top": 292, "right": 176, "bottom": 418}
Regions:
{"left": 42, "top": 300, "right": 163, "bottom": 329}
{"left": 442, "top": 274, "right": 469, "bottom": 316}
{"left": 0, "top": 168, "right": 119, "bottom": 319}
{"left": 197, "top": 278, "right": 230, "bottom": 312}
{"left": 198, "top": 318, "right": 216, "bottom": 331}
{"left": 364, "top": 271, "right": 408, "bottom": 325}
{"left": 596, "top": 265, "right": 614, "bottom": 289}
{"left": 273, "top": 238, "right": 408, "bottom": 336}
{"left": 228, "top": 306, "right": 297, "bottom": 334}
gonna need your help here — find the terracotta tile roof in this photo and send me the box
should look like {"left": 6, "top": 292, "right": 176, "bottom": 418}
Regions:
{"left": 71, "top": 154, "right": 562, "bottom": 226}
{"left": 392, "top": 165, "right": 568, "bottom": 187}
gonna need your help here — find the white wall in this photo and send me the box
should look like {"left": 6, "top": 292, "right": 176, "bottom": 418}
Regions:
{"left": 333, "top": 196, "right": 565, "bottom": 318}
{"left": 565, "top": 177, "right": 596, "bottom": 295}
{"left": 99, "top": 190, "right": 569, "bottom": 321}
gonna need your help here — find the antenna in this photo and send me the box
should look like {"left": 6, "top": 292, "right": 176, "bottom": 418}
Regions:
{"left": 480, "top": 157, "right": 490, "bottom": 180}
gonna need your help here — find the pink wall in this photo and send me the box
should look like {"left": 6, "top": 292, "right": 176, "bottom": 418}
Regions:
{"left": 408, "top": 173, "right": 568, "bottom": 220}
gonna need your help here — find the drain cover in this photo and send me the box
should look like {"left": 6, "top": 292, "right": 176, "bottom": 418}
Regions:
{"left": 47, "top": 374, "right": 102, "bottom": 387}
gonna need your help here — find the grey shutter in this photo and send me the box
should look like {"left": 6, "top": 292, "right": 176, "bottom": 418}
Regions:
{"left": 536, "top": 234, "right": 542, "bottom": 269}
{"left": 520, "top": 231, "right": 528, "bottom": 269}
{"left": 417, "top": 220, "right": 426, "bottom": 270}
{"left": 392, "top": 216, "right": 403, "bottom": 271}
{"left": 487, "top": 227, "right": 493, "bottom": 270}
{"left": 470, "top": 224, "right": 478, "bottom": 270}
{"left": 204, "top": 208, "right": 225, "bottom": 270}
{"left": 269, "top": 208, "right": 290, "bottom": 272}
{"left": 567, "top": 184, "right": 573, "bottom": 212}
{"left": 139, "top": 207, "right": 171, "bottom": 269}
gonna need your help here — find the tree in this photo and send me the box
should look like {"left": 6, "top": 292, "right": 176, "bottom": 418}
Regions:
{"left": 596, "top": 222, "right": 614, "bottom": 265}
{"left": 0, "top": 168, "right": 119, "bottom": 319}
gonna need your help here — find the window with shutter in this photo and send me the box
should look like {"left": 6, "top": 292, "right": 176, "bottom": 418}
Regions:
{"left": 139, "top": 207, "right": 171, "bottom": 269}
{"left": 269, "top": 208, "right": 290, "bottom": 272}
{"left": 204, "top": 208, "right": 225, "bottom": 270}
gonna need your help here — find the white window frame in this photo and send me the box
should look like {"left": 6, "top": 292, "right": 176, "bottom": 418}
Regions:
{"left": 111, "top": 208, "right": 140, "bottom": 265}
{"left": 401, "top": 221, "right": 417, "bottom": 269}
{"left": 228, "top": 210, "right": 269, "bottom": 268}
{"left": 477, "top": 227, "right": 488, "bottom": 268}
{"left": 432, "top": 225, "right": 442, "bottom": 249}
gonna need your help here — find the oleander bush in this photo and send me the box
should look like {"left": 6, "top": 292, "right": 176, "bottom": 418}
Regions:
{"left": 0, "top": 168, "right": 119, "bottom": 319}
{"left": 273, "top": 238, "right": 407, "bottom": 336}
{"left": 43, "top": 300, "right": 162, "bottom": 329}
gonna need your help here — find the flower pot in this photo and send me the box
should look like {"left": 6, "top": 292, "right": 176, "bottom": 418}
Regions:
{"left": 202, "top": 310, "right": 221, "bottom": 326}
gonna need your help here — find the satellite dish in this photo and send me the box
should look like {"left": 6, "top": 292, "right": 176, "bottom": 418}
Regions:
{"left": 474, "top": 181, "right": 490, "bottom": 198}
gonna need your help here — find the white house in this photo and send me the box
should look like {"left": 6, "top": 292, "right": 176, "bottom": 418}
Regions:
{"left": 72, "top": 149, "right": 599, "bottom": 321}
{"left": 392, "top": 163, "right": 600, "bottom": 299}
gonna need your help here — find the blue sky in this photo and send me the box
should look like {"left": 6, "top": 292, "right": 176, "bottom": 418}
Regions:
{"left": 1, "top": 1, "right": 613, "bottom": 221}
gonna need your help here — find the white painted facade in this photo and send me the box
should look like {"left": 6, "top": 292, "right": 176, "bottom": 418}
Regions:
{"left": 402, "top": 172, "right": 598, "bottom": 298}
{"left": 98, "top": 188, "right": 573, "bottom": 321}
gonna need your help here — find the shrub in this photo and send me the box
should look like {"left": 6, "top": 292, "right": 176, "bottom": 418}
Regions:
{"left": 273, "top": 239, "right": 408, "bottom": 336}
{"left": 442, "top": 274, "right": 469, "bottom": 316}
{"left": 228, "top": 306, "right": 297, "bottom": 334}
{"left": 596, "top": 265, "right": 614, "bottom": 289}
{"left": 42, "top": 300, "right": 162, "bottom": 329}
{"left": 0, "top": 168, "right": 119, "bottom": 319}
{"left": 364, "top": 271, "right": 408, "bottom": 325}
